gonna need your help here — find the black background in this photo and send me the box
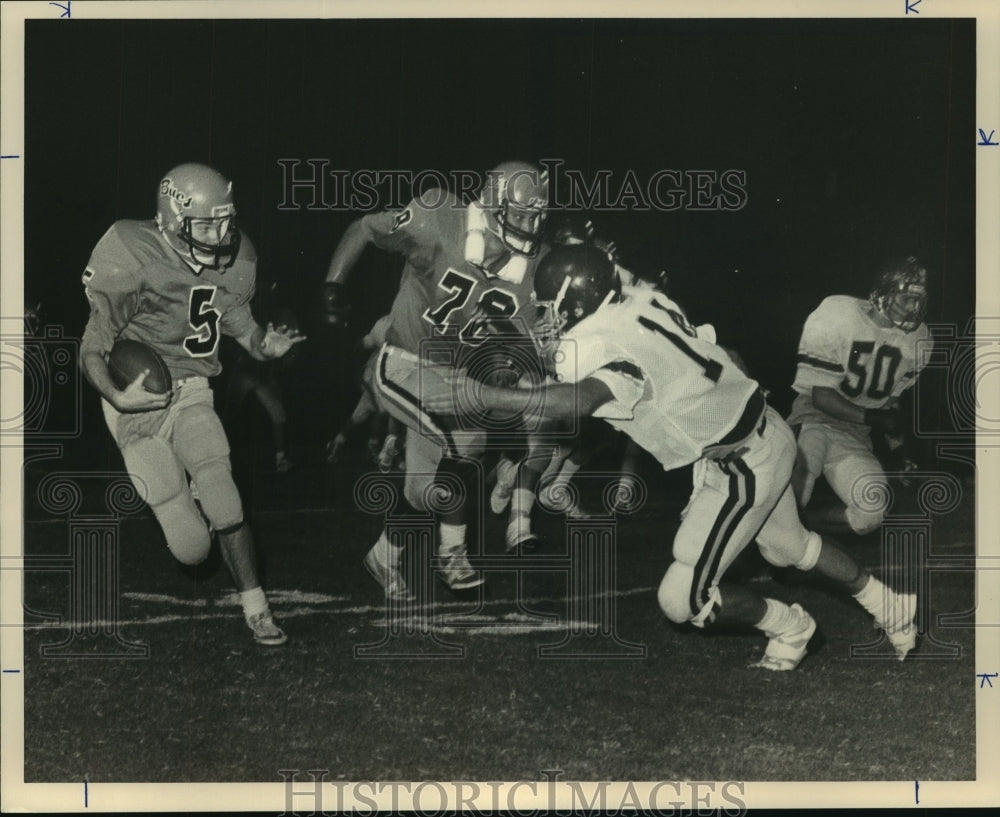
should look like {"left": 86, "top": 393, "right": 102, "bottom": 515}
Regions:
{"left": 24, "top": 17, "right": 975, "bottom": 447}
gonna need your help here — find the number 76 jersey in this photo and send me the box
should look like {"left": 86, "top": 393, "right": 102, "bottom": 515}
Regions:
{"left": 80, "top": 219, "right": 257, "bottom": 380}
{"left": 786, "top": 294, "right": 930, "bottom": 430}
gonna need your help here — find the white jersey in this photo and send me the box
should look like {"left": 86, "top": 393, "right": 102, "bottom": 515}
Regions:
{"left": 553, "top": 289, "right": 758, "bottom": 471}
{"left": 786, "top": 295, "right": 930, "bottom": 436}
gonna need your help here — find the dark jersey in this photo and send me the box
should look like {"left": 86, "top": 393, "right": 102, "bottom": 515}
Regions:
{"left": 362, "top": 189, "right": 542, "bottom": 357}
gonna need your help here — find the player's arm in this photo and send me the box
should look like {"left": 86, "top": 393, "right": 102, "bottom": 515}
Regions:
{"left": 79, "top": 230, "right": 171, "bottom": 413}
{"left": 80, "top": 350, "right": 172, "bottom": 413}
{"left": 427, "top": 375, "right": 615, "bottom": 422}
{"left": 324, "top": 217, "right": 376, "bottom": 286}
{"left": 812, "top": 385, "right": 901, "bottom": 433}
{"left": 812, "top": 386, "right": 866, "bottom": 424}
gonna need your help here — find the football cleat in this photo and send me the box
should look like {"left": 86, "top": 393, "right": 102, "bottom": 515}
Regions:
{"left": 438, "top": 546, "right": 484, "bottom": 591}
{"left": 750, "top": 603, "right": 817, "bottom": 671}
{"left": 875, "top": 590, "right": 918, "bottom": 661}
{"left": 246, "top": 610, "right": 288, "bottom": 646}
{"left": 490, "top": 458, "right": 518, "bottom": 514}
{"left": 275, "top": 453, "right": 293, "bottom": 474}
{"left": 363, "top": 546, "right": 415, "bottom": 602}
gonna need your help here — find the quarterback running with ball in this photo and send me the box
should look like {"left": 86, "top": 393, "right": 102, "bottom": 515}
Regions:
{"left": 426, "top": 244, "right": 918, "bottom": 669}
{"left": 80, "top": 163, "right": 304, "bottom": 646}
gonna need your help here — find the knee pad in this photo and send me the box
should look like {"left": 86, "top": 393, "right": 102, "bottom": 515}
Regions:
{"left": 846, "top": 504, "right": 883, "bottom": 535}
{"left": 759, "top": 530, "right": 822, "bottom": 571}
{"left": 658, "top": 562, "right": 698, "bottom": 625}
{"left": 120, "top": 437, "right": 211, "bottom": 565}
{"left": 152, "top": 492, "right": 212, "bottom": 565}
{"left": 189, "top": 456, "right": 243, "bottom": 531}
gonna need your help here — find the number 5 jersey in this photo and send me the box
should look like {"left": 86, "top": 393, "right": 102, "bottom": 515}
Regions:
{"left": 786, "top": 294, "right": 930, "bottom": 439}
{"left": 81, "top": 220, "right": 257, "bottom": 380}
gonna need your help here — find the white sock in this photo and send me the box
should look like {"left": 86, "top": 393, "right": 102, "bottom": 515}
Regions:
{"left": 439, "top": 523, "right": 466, "bottom": 552}
{"left": 510, "top": 487, "right": 534, "bottom": 519}
{"left": 754, "top": 598, "right": 798, "bottom": 638}
{"left": 506, "top": 516, "right": 532, "bottom": 547}
{"left": 853, "top": 575, "right": 885, "bottom": 617}
{"left": 240, "top": 586, "right": 268, "bottom": 620}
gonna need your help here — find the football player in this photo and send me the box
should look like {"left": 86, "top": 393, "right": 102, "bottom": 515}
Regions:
{"left": 787, "top": 257, "right": 931, "bottom": 535}
{"left": 80, "top": 163, "right": 304, "bottom": 646}
{"left": 323, "top": 161, "right": 549, "bottom": 599}
{"left": 426, "top": 245, "right": 918, "bottom": 668}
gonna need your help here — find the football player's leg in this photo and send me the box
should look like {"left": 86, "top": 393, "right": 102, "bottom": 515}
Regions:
{"left": 759, "top": 487, "right": 916, "bottom": 659}
{"left": 658, "top": 458, "right": 767, "bottom": 627}
{"left": 363, "top": 428, "right": 438, "bottom": 601}
{"left": 660, "top": 415, "right": 817, "bottom": 669}
{"left": 119, "top": 436, "right": 211, "bottom": 566}
{"left": 505, "top": 432, "right": 557, "bottom": 553}
{"left": 790, "top": 423, "right": 827, "bottom": 507}
{"left": 172, "top": 397, "right": 285, "bottom": 644}
{"left": 253, "top": 379, "right": 290, "bottom": 471}
{"left": 825, "top": 442, "right": 888, "bottom": 535}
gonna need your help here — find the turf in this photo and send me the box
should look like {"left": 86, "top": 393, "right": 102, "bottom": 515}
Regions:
{"left": 20, "top": 444, "right": 976, "bottom": 783}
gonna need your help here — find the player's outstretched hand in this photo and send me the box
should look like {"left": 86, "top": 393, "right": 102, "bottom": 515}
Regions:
{"left": 113, "top": 370, "right": 173, "bottom": 413}
{"left": 261, "top": 322, "right": 307, "bottom": 359}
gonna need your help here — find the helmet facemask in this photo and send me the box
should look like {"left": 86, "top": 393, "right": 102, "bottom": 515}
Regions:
{"left": 177, "top": 211, "right": 241, "bottom": 271}
{"left": 496, "top": 196, "right": 547, "bottom": 256}
{"left": 870, "top": 257, "right": 929, "bottom": 333}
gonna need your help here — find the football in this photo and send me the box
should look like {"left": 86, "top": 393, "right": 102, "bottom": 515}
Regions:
{"left": 108, "top": 339, "right": 172, "bottom": 394}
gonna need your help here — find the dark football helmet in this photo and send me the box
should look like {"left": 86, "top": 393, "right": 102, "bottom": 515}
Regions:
{"left": 869, "top": 256, "right": 929, "bottom": 333}
{"left": 478, "top": 161, "right": 549, "bottom": 256}
{"left": 532, "top": 244, "right": 622, "bottom": 356}
{"left": 156, "top": 163, "right": 241, "bottom": 271}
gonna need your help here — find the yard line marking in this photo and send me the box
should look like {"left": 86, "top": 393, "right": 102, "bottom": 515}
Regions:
{"left": 22, "top": 585, "right": 656, "bottom": 633}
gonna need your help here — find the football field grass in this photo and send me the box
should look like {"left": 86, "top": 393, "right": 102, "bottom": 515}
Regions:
{"left": 20, "top": 445, "right": 976, "bottom": 784}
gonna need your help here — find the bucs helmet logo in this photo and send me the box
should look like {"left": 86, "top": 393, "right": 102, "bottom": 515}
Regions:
{"left": 159, "top": 178, "right": 194, "bottom": 212}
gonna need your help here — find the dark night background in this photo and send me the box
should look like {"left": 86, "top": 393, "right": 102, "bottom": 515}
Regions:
{"left": 23, "top": 17, "right": 975, "bottom": 459}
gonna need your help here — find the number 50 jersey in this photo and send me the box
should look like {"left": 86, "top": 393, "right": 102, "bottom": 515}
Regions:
{"left": 80, "top": 220, "right": 257, "bottom": 380}
{"left": 786, "top": 294, "right": 930, "bottom": 435}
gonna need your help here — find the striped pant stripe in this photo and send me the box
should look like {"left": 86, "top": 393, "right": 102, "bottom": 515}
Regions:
{"left": 688, "top": 459, "right": 757, "bottom": 617}
{"left": 374, "top": 345, "right": 458, "bottom": 458}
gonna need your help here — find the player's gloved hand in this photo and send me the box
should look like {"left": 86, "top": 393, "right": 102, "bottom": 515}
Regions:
{"left": 865, "top": 406, "right": 902, "bottom": 434}
{"left": 113, "top": 370, "right": 172, "bottom": 413}
{"left": 321, "top": 281, "right": 351, "bottom": 327}
{"left": 260, "top": 323, "right": 307, "bottom": 359}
